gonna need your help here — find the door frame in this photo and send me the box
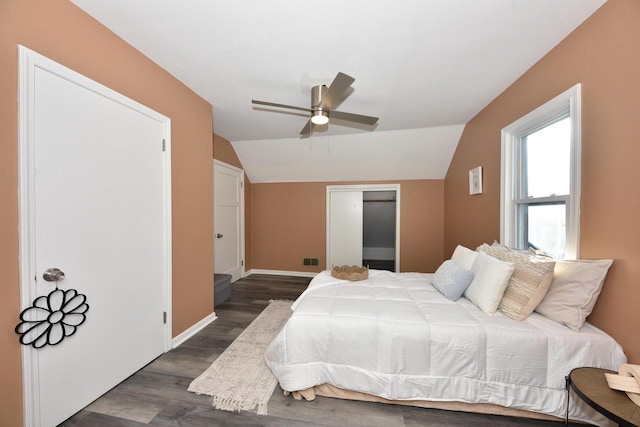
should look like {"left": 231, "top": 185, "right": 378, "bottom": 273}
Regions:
{"left": 17, "top": 46, "right": 173, "bottom": 426}
{"left": 326, "top": 184, "right": 401, "bottom": 271}
{"left": 213, "top": 159, "right": 245, "bottom": 281}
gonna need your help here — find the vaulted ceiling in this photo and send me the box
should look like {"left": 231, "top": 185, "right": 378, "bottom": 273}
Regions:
{"left": 71, "top": 0, "right": 606, "bottom": 183}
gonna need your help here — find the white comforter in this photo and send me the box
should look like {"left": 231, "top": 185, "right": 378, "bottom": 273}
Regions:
{"left": 265, "top": 270, "right": 627, "bottom": 424}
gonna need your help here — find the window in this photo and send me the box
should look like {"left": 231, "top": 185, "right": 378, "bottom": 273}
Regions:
{"left": 501, "top": 84, "right": 581, "bottom": 259}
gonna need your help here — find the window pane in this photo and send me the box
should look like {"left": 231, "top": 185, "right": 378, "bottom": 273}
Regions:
{"left": 526, "top": 203, "right": 566, "bottom": 258}
{"left": 503, "top": 84, "right": 580, "bottom": 259}
{"left": 524, "top": 117, "right": 570, "bottom": 198}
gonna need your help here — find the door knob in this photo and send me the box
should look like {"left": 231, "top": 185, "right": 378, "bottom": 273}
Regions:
{"left": 216, "top": 233, "right": 224, "bottom": 238}
{"left": 43, "top": 268, "right": 65, "bottom": 282}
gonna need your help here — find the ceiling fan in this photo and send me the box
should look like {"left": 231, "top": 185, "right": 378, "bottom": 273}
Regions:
{"left": 252, "top": 72, "right": 379, "bottom": 136}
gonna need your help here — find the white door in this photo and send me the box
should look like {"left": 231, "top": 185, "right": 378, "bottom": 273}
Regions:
{"left": 214, "top": 160, "right": 244, "bottom": 282}
{"left": 328, "top": 191, "right": 363, "bottom": 267}
{"left": 18, "top": 47, "right": 171, "bottom": 427}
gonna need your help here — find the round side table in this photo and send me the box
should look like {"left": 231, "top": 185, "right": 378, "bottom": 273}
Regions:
{"left": 567, "top": 367, "right": 640, "bottom": 426}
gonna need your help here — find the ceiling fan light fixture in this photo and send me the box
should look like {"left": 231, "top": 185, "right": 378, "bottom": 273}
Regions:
{"left": 311, "top": 110, "right": 329, "bottom": 125}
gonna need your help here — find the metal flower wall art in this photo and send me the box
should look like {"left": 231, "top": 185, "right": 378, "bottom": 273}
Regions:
{"left": 16, "top": 288, "right": 89, "bottom": 348}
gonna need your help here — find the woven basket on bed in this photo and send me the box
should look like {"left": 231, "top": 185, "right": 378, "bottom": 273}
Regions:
{"left": 331, "top": 265, "right": 369, "bottom": 281}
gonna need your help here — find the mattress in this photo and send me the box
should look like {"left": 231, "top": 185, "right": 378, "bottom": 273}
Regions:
{"left": 265, "top": 270, "right": 627, "bottom": 424}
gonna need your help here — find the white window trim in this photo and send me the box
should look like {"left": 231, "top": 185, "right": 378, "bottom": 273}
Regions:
{"left": 500, "top": 84, "right": 581, "bottom": 259}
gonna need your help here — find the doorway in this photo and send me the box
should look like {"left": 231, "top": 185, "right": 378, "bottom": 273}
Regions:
{"left": 326, "top": 184, "right": 400, "bottom": 271}
{"left": 18, "top": 46, "right": 171, "bottom": 427}
{"left": 363, "top": 191, "right": 397, "bottom": 271}
{"left": 213, "top": 160, "right": 245, "bottom": 282}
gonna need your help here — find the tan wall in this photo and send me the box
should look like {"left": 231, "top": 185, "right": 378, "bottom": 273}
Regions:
{"left": 213, "top": 133, "right": 243, "bottom": 169}
{"left": 400, "top": 180, "right": 445, "bottom": 273}
{"left": 0, "top": 1, "right": 214, "bottom": 424}
{"left": 444, "top": 0, "right": 640, "bottom": 363}
{"left": 249, "top": 180, "right": 444, "bottom": 273}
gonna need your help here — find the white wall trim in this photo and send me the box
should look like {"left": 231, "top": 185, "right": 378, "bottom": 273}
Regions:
{"left": 17, "top": 45, "right": 39, "bottom": 427}
{"left": 172, "top": 312, "right": 217, "bottom": 348}
{"left": 244, "top": 269, "right": 318, "bottom": 278}
{"left": 213, "top": 158, "right": 244, "bottom": 174}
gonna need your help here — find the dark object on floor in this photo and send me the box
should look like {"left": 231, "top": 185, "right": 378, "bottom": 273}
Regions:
{"left": 363, "top": 259, "right": 395, "bottom": 272}
{"left": 214, "top": 274, "right": 231, "bottom": 307}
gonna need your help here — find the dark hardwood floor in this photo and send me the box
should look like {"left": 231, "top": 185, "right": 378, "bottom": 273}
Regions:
{"left": 62, "top": 274, "right": 574, "bottom": 427}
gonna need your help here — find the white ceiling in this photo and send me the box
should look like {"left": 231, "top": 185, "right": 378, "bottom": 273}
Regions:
{"left": 71, "top": 0, "right": 606, "bottom": 183}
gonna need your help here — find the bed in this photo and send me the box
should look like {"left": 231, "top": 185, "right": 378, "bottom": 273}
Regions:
{"left": 265, "top": 252, "right": 627, "bottom": 425}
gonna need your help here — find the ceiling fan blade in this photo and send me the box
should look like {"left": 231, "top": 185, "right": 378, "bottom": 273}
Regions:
{"left": 321, "top": 72, "right": 355, "bottom": 109}
{"left": 330, "top": 110, "right": 378, "bottom": 126}
{"left": 300, "top": 119, "right": 313, "bottom": 136}
{"left": 252, "top": 99, "right": 311, "bottom": 113}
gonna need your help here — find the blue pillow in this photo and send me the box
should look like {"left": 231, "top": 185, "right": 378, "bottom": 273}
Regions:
{"left": 432, "top": 260, "right": 474, "bottom": 301}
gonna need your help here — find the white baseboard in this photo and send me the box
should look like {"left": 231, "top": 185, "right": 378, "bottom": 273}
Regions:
{"left": 244, "top": 269, "right": 318, "bottom": 278}
{"left": 172, "top": 312, "right": 217, "bottom": 348}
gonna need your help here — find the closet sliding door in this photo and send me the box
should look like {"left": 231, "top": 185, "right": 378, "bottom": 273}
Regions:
{"left": 328, "top": 190, "right": 363, "bottom": 268}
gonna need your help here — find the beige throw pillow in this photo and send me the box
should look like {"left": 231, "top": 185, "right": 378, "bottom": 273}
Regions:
{"left": 535, "top": 259, "right": 613, "bottom": 331}
{"left": 477, "top": 243, "right": 555, "bottom": 321}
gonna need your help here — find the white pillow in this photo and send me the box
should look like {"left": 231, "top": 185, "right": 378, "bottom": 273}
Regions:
{"left": 432, "top": 260, "right": 474, "bottom": 301}
{"left": 451, "top": 245, "right": 478, "bottom": 270}
{"left": 464, "top": 252, "right": 514, "bottom": 314}
{"left": 535, "top": 259, "right": 613, "bottom": 331}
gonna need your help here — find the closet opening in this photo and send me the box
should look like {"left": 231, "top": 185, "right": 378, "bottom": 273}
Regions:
{"left": 326, "top": 184, "right": 400, "bottom": 272}
{"left": 363, "top": 191, "right": 396, "bottom": 271}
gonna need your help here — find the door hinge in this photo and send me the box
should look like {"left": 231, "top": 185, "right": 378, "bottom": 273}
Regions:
{"left": 163, "top": 311, "right": 167, "bottom": 324}
{"left": 241, "top": 181, "right": 243, "bottom": 188}
{"left": 241, "top": 260, "right": 244, "bottom": 267}
{"left": 162, "top": 139, "right": 166, "bottom": 152}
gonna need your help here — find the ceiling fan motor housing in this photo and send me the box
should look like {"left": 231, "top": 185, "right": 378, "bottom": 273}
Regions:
{"left": 311, "top": 84, "right": 327, "bottom": 110}
{"left": 310, "top": 85, "right": 329, "bottom": 125}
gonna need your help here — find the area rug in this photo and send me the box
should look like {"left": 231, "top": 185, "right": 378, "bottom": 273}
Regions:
{"left": 188, "top": 300, "right": 292, "bottom": 415}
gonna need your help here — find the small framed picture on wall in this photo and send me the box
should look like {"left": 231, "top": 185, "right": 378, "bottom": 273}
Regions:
{"left": 469, "top": 166, "right": 483, "bottom": 195}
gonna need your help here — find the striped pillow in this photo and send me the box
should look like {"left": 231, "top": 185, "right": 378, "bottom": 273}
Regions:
{"left": 477, "top": 243, "right": 555, "bottom": 321}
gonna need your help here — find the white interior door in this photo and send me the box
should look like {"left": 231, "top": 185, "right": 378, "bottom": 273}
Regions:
{"left": 214, "top": 160, "right": 244, "bottom": 282}
{"left": 328, "top": 191, "right": 363, "bottom": 268}
{"left": 18, "top": 47, "right": 171, "bottom": 427}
